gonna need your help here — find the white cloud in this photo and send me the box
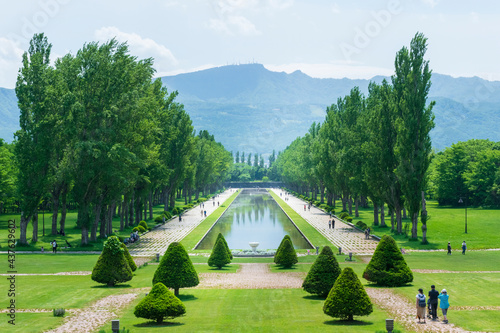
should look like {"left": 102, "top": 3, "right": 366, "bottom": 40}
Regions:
{"left": 421, "top": 0, "right": 439, "bottom": 8}
{"left": 210, "top": 15, "right": 261, "bottom": 36}
{"left": 94, "top": 27, "right": 178, "bottom": 75}
{"left": 0, "top": 37, "right": 24, "bottom": 88}
{"left": 264, "top": 62, "right": 394, "bottom": 80}
{"left": 331, "top": 3, "right": 340, "bottom": 14}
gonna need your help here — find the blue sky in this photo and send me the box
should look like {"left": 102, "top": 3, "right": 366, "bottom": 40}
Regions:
{"left": 1, "top": 0, "right": 499, "bottom": 88}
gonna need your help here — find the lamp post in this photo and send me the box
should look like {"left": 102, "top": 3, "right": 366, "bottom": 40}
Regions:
{"left": 458, "top": 198, "right": 467, "bottom": 234}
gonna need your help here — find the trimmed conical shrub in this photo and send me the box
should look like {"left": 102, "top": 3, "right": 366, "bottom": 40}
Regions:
{"left": 216, "top": 232, "right": 232, "bottom": 260}
{"left": 274, "top": 237, "right": 298, "bottom": 268}
{"left": 121, "top": 243, "right": 137, "bottom": 271}
{"left": 134, "top": 282, "right": 186, "bottom": 323}
{"left": 274, "top": 235, "right": 292, "bottom": 263}
{"left": 302, "top": 246, "right": 341, "bottom": 297}
{"left": 153, "top": 242, "right": 199, "bottom": 296}
{"left": 323, "top": 267, "right": 373, "bottom": 321}
{"left": 363, "top": 235, "right": 413, "bottom": 286}
{"left": 208, "top": 238, "right": 231, "bottom": 269}
{"left": 91, "top": 236, "right": 132, "bottom": 286}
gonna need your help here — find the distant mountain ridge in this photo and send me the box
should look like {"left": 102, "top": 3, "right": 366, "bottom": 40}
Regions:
{"left": 2, "top": 64, "right": 500, "bottom": 154}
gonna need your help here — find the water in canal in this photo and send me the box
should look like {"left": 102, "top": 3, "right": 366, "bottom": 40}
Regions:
{"left": 196, "top": 189, "right": 312, "bottom": 250}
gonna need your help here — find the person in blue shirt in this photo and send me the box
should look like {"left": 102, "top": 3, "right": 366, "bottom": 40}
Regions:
{"left": 438, "top": 289, "right": 450, "bottom": 324}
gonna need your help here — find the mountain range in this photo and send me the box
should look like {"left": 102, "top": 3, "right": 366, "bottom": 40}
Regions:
{"left": 2, "top": 64, "right": 500, "bottom": 156}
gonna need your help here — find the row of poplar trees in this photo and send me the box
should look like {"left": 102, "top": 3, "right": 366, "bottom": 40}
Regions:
{"left": 15, "top": 33, "right": 232, "bottom": 246}
{"left": 274, "top": 32, "right": 435, "bottom": 242}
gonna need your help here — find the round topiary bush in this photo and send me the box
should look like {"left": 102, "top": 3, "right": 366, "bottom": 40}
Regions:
{"left": 363, "top": 235, "right": 413, "bottom": 286}
{"left": 323, "top": 267, "right": 373, "bottom": 321}
{"left": 154, "top": 216, "right": 163, "bottom": 223}
{"left": 302, "top": 246, "right": 341, "bottom": 297}
{"left": 153, "top": 242, "right": 199, "bottom": 296}
{"left": 208, "top": 239, "right": 231, "bottom": 269}
{"left": 274, "top": 237, "right": 297, "bottom": 268}
{"left": 163, "top": 211, "right": 172, "bottom": 220}
{"left": 121, "top": 243, "right": 137, "bottom": 272}
{"left": 134, "top": 282, "right": 186, "bottom": 323}
{"left": 91, "top": 236, "right": 132, "bottom": 286}
{"left": 139, "top": 220, "right": 149, "bottom": 230}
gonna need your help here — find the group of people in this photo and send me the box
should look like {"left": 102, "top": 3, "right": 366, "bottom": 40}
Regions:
{"left": 447, "top": 241, "right": 467, "bottom": 255}
{"left": 416, "top": 285, "right": 450, "bottom": 324}
{"left": 126, "top": 230, "right": 139, "bottom": 244}
{"left": 364, "top": 228, "right": 371, "bottom": 239}
{"left": 327, "top": 219, "right": 335, "bottom": 229}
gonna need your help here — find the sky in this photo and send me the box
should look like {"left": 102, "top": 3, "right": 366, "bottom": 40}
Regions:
{"left": 1, "top": 0, "right": 499, "bottom": 88}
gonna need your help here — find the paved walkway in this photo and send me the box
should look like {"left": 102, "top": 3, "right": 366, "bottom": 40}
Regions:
{"left": 269, "top": 188, "right": 379, "bottom": 255}
{"left": 127, "top": 189, "right": 237, "bottom": 256}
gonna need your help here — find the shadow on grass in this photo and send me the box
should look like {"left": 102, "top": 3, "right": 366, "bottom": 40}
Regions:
{"left": 208, "top": 266, "right": 232, "bottom": 271}
{"left": 324, "top": 319, "right": 374, "bottom": 326}
{"left": 91, "top": 284, "right": 133, "bottom": 289}
{"left": 134, "top": 321, "right": 185, "bottom": 328}
{"left": 302, "top": 295, "right": 326, "bottom": 301}
{"left": 365, "top": 283, "right": 414, "bottom": 289}
{"left": 273, "top": 265, "right": 298, "bottom": 271}
{"left": 178, "top": 294, "right": 198, "bottom": 302}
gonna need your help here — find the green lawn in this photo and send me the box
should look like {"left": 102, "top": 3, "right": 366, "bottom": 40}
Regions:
{"left": 327, "top": 200, "right": 500, "bottom": 250}
{"left": 104, "top": 289, "right": 407, "bottom": 333}
{"left": 401, "top": 250, "right": 500, "bottom": 271}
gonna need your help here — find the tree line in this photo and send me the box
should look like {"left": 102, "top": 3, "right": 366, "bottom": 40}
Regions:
{"left": 8, "top": 33, "right": 232, "bottom": 246}
{"left": 274, "top": 32, "right": 435, "bottom": 242}
{"left": 228, "top": 150, "right": 279, "bottom": 181}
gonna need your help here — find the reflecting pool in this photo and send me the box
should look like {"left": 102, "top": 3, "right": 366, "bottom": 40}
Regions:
{"left": 196, "top": 189, "right": 312, "bottom": 250}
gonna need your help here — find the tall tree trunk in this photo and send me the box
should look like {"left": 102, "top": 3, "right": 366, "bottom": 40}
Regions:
{"left": 341, "top": 193, "right": 348, "bottom": 212}
{"left": 149, "top": 191, "right": 153, "bottom": 220}
{"left": 390, "top": 208, "right": 395, "bottom": 231}
{"left": 99, "top": 204, "right": 107, "bottom": 239}
{"left": 373, "top": 203, "right": 379, "bottom": 226}
{"left": 320, "top": 182, "right": 325, "bottom": 203}
{"left": 129, "top": 194, "right": 134, "bottom": 226}
{"left": 163, "top": 187, "right": 169, "bottom": 211}
{"left": 380, "top": 204, "right": 386, "bottom": 227}
{"left": 81, "top": 224, "right": 89, "bottom": 246}
{"left": 396, "top": 207, "right": 403, "bottom": 234}
{"left": 135, "top": 196, "right": 141, "bottom": 224}
{"left": 60, "top": 187, "right": 68, "bottom": 234}
{"left": 120, "top": 200, "right": 125, "bottom": 231}
{"left": 19, "top": 213, "right": 32, "bottom": 245}
{"left": 107, "top": 203, "right": 114, "bottom": 235}
{"left": 354, "top": 197, "right": 359, "bottom": 218}
{"left": 348, "top": 195, "right": 353, "bottom": 216}
{"left": 403, "top": 207, "right": 407, "bottom": 219}
{"left": 51, "top": 190, "right": 60, "bottom": 235}
{"left": 327, "top": 191, "right": 333, "bottom": 206}
{"left": 32, "top": 211, "right": 39, "bottom": 243}
{"left": 411, "top": 211, "right": 419, "bottom": 239}
{"left": 91, "top": 203, "right": 101, "bottom": 242}
{"left": 421, "top": 191, "right": 428, "bottom": 244}
{"left": 143, "top": 196, "right": 147, "bottom": 221}
{"left": 169, "top": 190, "right": 176, "bottom": 210}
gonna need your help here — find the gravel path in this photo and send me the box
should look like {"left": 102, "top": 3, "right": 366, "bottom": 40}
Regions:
{"left": 44, "top": 293, "right": 141, "bottom": 333}
{"left": 269, "top": 188, "right": 379, "bottom": 254}
{"left": 366, "top": 288, "right": 471, "bottom": 333}
{"left": 196, "top": 263, "right": 305, "bottom": 289}
{"left": 128, "top": 189, "right": 237, "bottom": 256}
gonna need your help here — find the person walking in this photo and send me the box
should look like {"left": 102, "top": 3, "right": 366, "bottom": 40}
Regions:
{"left": 51, "top": 240, "right": 57, "bottom": 254}
{"left": 438, "top": 289, "right": 450, "bottom": 324}
{"left": 428, "top": 285, "right": 439, "bottom": 320}
{"left": 447, "top": 242, "right": 452, "bottom": 255}
{"left": 462, "top": 241, "right": 467, "bottom": 255}
{"left": 332, "top": 219, "right": 335, "bottom": 229}
{"left": 328, "top": 220, "right": 331, "bottom": 229}
{"left": 416, "top": 288, "right": 427, "bottom": 323}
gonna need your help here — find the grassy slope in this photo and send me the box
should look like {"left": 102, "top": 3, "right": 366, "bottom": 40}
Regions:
{"left": 268, "top": 190, "right": 333, "bottom": 250}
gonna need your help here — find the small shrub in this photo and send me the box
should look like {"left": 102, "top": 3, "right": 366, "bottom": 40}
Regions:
{"left": 138, "top": 226, "right": 146, "bottom": 233}
{"left": 208, "top": 239, "right": 231, "bottom": 269}
{"left": 356, "top": 221, "right": 368, "bottom": 230}
{"left": 91, "top": 236, "right": 132, "bottom": 286}
{"left": 154, "top": 216, "right": 163, "bottom": 223}
{"left": 346, "top": 217, "right": 353, "bottom": 222}
{"left": 134, "top": 283, "right": 186, "bottom": 323}
{"left": 274, "top": 237, "right": 298, "bottom": 268}
{"left": 53, "top": 308, "right": 65, "bottom": 317}
{"left": 163, "top": 211, "right": 172, "bottom": 219}
{"left": 363, "top": 235, "right": 413, "bottom": 286}
{"left": 139, "top": 220, "right": 149, "bottom": 230}
{"left": 121, "top": 243, "right": 137, "bottom": 271}
{"left": 172, "top": 207, "right": 179, "bottom": 215}
{"left": 339, "top": 212, "right": 349, "bottom": 220}
{"left": 302, "top": 246, "right": 341, "bottom": 297}
{"left": 323, "top": 267, "right": 373, "bottom": 320}
{"left": 153, "top": 242, "right": 199, "bottom": 296}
